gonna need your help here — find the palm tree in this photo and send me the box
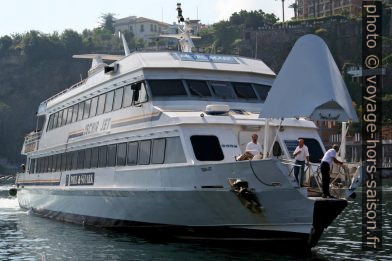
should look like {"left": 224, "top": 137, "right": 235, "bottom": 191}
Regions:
{"left": 289, "top": 1, "right": 299, "bottom": 19}
{"left": 276, "top": 0, "right": 285, "bottom": 22}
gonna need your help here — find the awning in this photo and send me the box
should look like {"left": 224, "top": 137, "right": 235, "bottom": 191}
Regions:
{"left": 261, "top": 34, "right": 358, "bottom": 122}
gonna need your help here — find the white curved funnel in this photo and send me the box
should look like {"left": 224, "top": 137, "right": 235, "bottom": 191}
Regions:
{"left": 261, "top": 34, "right": 358, "bottom": 122}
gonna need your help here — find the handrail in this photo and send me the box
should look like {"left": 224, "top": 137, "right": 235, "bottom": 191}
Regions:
{"left": 40, "top": 79, "right": 87, "bottom": 106}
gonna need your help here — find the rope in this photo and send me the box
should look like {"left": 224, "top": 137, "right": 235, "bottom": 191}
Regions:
{"left": 248, "top": 159, "right": 277, "bottom": 187}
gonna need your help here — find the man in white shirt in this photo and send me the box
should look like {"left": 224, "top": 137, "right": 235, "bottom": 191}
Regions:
{"left": 293, "top": 139, "right": 310, "bottom": 187}
{"left": 320, "top": 144, "right": 343, "bottom": 198}
{"left": 238, "top": 134, "right": 263, "bottom": 160}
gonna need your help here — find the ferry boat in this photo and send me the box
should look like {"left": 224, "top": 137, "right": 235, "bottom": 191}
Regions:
{"left": 15, "top": 5, "right": 361, "bottom": 250}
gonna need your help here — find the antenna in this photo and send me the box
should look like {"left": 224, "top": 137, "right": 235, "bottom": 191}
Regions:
{"left": 158, "top": 3, "right": 200, "bottom": 53}
{"left": 177, "top": 3, "right": 184, "bottom": 23}
{"left": 120, "top": 32, "right": 131, "bottom": 56}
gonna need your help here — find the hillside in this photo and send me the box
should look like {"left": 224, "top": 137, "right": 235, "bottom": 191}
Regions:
{"left": 0, "top": 11, "right": 390, "bottom": 168}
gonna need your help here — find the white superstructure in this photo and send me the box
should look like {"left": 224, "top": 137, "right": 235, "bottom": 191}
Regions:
{"left": 15, "top": 6, "right": 361, "bottom": 251}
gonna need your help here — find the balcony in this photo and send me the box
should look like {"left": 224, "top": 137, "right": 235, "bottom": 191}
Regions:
{"left": 21, "top": 131, "right": 42, "bottom": 154}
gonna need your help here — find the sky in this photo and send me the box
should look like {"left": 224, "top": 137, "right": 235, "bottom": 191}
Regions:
{"left": 0, "top": 0, "right": 296, "bottom": 36}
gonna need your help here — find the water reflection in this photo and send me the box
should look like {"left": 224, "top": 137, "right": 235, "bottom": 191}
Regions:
{"left": 0, "top": 183, "right": 391, "bottom": 260}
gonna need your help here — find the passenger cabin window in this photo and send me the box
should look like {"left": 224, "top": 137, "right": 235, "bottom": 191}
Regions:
{"left": 66, "top": 107, "right": 73, "bottom": 124}
{"left": 90, "top": 96, "right": 98, "bottom": 117}
{"left": 210, "top": 82, "right": 236, "bottom": 99}
{"left": 186, "top": 80, "right": 212, "bottom": 97}
{"left": 232, "top": 82, "right": 257, "bottom": 99}
{"left": 84, "top": 148, "right": 92, "bottom": 169}
{"left": 83, "top": 100, "right": 91, "bottom": 119}
{"left": 116, "top": 143, "right": 127, "bottom": 166}
{"left": 253, "top": 84, "right": 271, "bottom": 101}
{"left": 107, "top": 144, "right": 117, "bottom": 167}
{"left": 127, "top": 141, "right": 138, "bottom": 165}
{"left": 149, "top": 80, "right": 187, "bottom": 97}
{"left": 77, "top": 102, "right": 85, "bottom": 121}
{"left": 113, "top": 88, "right": 124, "bottom": 110}
{"left": 104, "top": 91, "right": 114, "bottom": 113}
{"left": 190, "top": 135, "right": 224, "bottom": 161}
{"left": 91, "top": 147, "right": 99, "bottom": 168}
{"left": 165, "top": 137, "right": 186, "bottom": 163}
{"left": 138, "top": 140, "right": 151, "bottom": 165}
{"left": 96, "top": 94, "right": 106, "bottom": 115}
{"left": 122, "top": 85, "right": 133, "bottom": 108}
{"left": 98, "top": 145, "right": 107, "bottom": 167}
{"left": 71, "top": 104, "right": 78, "bottom": 123}
{"left": 151, "top": 138, "right": 166, "bottom": 164}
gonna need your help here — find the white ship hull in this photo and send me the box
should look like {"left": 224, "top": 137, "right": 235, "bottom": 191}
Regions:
{"left": 16, "top": 160, "right": 347, "bottom": 249}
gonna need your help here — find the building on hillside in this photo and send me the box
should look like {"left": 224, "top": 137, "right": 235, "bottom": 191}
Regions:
{"left": 114, "top": 16, "right": 170, "bottom": 42}
{"left": 297, "top": 0, "right": 361, "bottom": 19}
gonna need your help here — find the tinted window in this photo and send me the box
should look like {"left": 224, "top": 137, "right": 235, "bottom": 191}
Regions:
{"left": 127, "top": 142, "right": 138, "bottom": 165}
{"left": 116, "top": 143, "right": 127, "bottom": 166}
{"left": 66, "top": 151, "right": 73, "bottom": 170}
{"left": 90, "top": 96, "right": 98, "bottom": 117}
{"left": 56, "top": 154, "right": 62, "bottom": 171}
{"left": 62, "top": 109, "right": 68, "bottom": 126}
{"left": 47, "top": 114, "right": 54, "bottom": 131}
{"left": 113, "top": 88, "right": 124, "bottom": 110}
{"left": 105, "top": 91, "right": 114, "bottom": 113}
{"left": 96, "top": 94, "right": 106, "bottom": 115}
{"left": 84, "top": 148, "right": 92, "bottom": 169}
{"left": 232, "top": 82, "right": 257, "bottom": 99}
{"left": 253, "top": 84, "right": 271, "bottom": 101}
{"left": 210, "top": 82, "right": 236, "bottom": 99}
{"left": 61, "top": 153, "right": 67, "bottom": 171}
{"left": 107, "top": 144, "right": 117, "bottom": 167}
{"left": 57, "top": 110, "right": 63, "bottom": 127}
{"left": 52, "top": 155, "right": 57, "bottom": 172}
{"left": 138, "top": 140, "right": 151, "bottom": 165}
{"left": 77, "top": 102, "right": 85, "bottom": 121}
{"left": 77, "top": 150, "right": 85, "bottom": 169}
{"left": 53, "top": 112, "right": 59, "bottom": 129}
{"left": 71, "top": 151, "right": 78, "bottom": 170}
{"left": 48, "top": 155, "right": 53, "bottom": 172}
{"left": 36, "top": 158, "right": 41, "bottom": 173}
{"left": 187, "top": 80, "right": 212, "bottom": 97}
{"left": 66, "top": 107, "right": 73, "bottom": 124}
{"left": 123, "top": 85, "right": 133, "bottom": 107}
{"left": 190, "top": 135, "right": 224, "bottom": 161}
{"left": 98, "top": 146, "right": 107, "bottom": 167}
{"left": 83, "top": 99, "right": 91, "bottom": 119}
{"left": 71, "top": 104, "right": 79, "bottom": 123}
{"left": 165, "top": 137, "right": 186, "bottom": 163}
{"left": 151, "top": 139, "right": 165, "bottom": 164}
{"left": 149, "top": 80, "right": 187, "bottom": 96}
{"left": 91, "top": 147, "right": 99, "bottom": 168}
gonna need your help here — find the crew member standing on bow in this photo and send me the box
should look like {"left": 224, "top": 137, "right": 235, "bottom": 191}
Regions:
{"left": 293, "top": 139, "right": 310, "bottom": 187}
{"left": 320, "top": 144, "right": 344, "bottom": 198}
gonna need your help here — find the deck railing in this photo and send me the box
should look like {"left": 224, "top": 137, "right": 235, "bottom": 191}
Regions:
{"left": 22, "top": 131, "right": 42, "bottom": 154}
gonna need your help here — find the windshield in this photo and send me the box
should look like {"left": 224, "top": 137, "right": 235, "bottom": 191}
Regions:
{"left": 147, "top": 79, "right": 271, "bottom": 102}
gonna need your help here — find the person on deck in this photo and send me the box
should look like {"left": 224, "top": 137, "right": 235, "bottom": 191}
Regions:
{"left": 320, "top": 144, "right": 344, "bottom": 198}
{"left": 293, "top": 139, "right": 310, "bottom": 187}
{"left": 237, "top": 134, "right": 263, "bottom": 161}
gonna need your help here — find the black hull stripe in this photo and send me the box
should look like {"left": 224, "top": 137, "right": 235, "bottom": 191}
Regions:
{"left": 17, "top": 182, "right": 60, "bottom": 186}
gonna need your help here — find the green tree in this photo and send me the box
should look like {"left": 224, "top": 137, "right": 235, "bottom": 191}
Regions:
{"left": 100, "top": 13, "right": 116, "bottom": 33}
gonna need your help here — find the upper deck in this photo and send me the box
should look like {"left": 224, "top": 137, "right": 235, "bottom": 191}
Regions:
{"left": 38, "top": 52, "right": 276, "bottom": 116}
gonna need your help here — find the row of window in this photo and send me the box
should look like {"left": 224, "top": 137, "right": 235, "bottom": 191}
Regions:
{"left": 148, "top": 80, "right": 271, "bottom": 101}
{"left": 29, "top": 137, "right": 186, "bottom": 174}
{"left": 47, "top": 79, "right": 270, "bottom": 132}
{"left": 47, "top": 81, "right": 147, "bottom": 131}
